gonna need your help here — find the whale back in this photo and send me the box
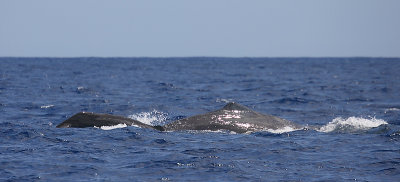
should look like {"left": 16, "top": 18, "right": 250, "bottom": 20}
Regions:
{"left": 56, "top": 112, "right": 155, "bottom": 129}
{"left": 162, "top": 102, "right": 300, "bottom": 133}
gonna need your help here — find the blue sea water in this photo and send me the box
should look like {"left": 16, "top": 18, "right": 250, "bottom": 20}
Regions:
{"left": 0, "top": 57, "right": 399, "bottom": 181}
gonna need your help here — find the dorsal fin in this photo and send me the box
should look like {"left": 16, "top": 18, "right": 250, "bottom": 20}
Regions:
{"left": 222, "top": 102, "right": 251, "bottom": 111}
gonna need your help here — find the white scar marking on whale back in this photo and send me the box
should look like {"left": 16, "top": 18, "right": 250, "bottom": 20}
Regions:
{"left": 215, "top": 110, "right": 244, "bottom": 121}
{"left": 235, "top": 123, "right": 253, "bottom": 128}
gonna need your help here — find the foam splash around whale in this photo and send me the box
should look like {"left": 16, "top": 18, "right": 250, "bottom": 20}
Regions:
{"left": 127, "top": 110, "right": 168, "bottom": 126}
{"left": 95, "top": 123, "right": 128, "bottom": 130}
{"left": 93, "top": 110, "right": 388, "bottom": 134}
{"left": 266, "top": 126, "right": 300, "bottom": 134}
{"left": 317, "top": 116, "right": 388, "bottom": 133}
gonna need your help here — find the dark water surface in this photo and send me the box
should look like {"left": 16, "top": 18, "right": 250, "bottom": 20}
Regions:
{"left": 1, "top": 57, "right": 399, "bottom": 181}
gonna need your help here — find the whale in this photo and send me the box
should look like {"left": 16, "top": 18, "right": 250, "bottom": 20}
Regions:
{"left": 161, "top": 102, "right": 301, "bottom": 133}
{"left": 56, "top": 102, "right": 302, "bottom": 133}
{"left": 56, "top": 112, "right": 158, "bottom": 130}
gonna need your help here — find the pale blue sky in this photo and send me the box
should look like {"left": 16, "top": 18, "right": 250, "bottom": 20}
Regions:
{"left": 1, "top": 0, "right": 399, "bottom": 57}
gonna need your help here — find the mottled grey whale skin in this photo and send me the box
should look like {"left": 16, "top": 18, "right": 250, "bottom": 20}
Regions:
{"left": 162, "top": 102, "right": 301, "bottom": 133}
{"left": 56, "top": 102, "right": 301, "bottom": 133}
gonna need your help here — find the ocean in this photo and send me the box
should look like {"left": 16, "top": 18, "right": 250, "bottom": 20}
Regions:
{"left": 0, "top": 57, "right": 399, "bottom": 181}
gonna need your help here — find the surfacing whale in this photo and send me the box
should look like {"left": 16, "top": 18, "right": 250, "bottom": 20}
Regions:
{"left": 56, "top": 102, "right": 301, "bottom": 133}
{"left": 56, "top": 112, "right": 155, "bottom": 129}
{"left": 162, "top": 102, "right": 301, "bottom": 133}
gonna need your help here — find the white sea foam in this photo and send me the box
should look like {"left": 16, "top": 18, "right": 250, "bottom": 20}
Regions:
{"left": 95, "top": 124, "right": 128, "bottom": 130}
{"left": 40, "top": 104, "right": 54, "bottom": 109}
{"left": 128, "top": 110, "right": 167, "bottom": 126}
{"left": 265, "top": 126, "right": 299, "bottom": 134}
{"left": 384, "top": 108, "right": 400, "bottom": 113}
{"left": 318, "top": 116, "right": 388, "bottom": 133}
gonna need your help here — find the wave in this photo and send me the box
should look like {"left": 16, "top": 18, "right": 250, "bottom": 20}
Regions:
{"left": 384, "top": 108, "right": 400, "bottom": 114}
{"left": 317, "top": 116, "right": 388, "bottom": 133}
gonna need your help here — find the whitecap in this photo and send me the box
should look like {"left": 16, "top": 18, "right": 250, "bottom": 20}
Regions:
{"left": 384, "top": 108, "right": 400, "bottom": 113}
{"left": 318, "top": 116, "right": 388, "bottom": 133}
{"left": 40, "top": 105, "right": 54, "bottom": 109}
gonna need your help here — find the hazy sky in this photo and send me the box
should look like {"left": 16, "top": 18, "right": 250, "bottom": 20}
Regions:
{"left": 1, "top": 0, "right": 399, "bottom": 57}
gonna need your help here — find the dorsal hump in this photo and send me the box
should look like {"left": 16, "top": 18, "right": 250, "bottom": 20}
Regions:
{"left": 222, "top": 102, "right": 251, "bottom": 111}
